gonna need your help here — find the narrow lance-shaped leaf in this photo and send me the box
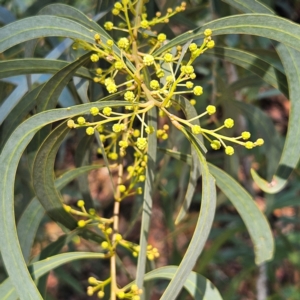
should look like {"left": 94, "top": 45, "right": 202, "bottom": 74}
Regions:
{"left": 154, "top": 14, "right": 300, "bottom": 56}
{"left": 125, "top": 266, "right": 223, "bottom": 300}
{"left": 0, "top": 165, "right": 104, "bottom": 300}
{"left": 136, "top": 106, "right": 157, "bottom": 289}
{"left": 0, "top": 59, "right": 92, "bottom": 80}
{"left": 204, "top": 47, "right": 288, "bottom": 97}
{"left": 172, "top": 95, "right": 204, "bottom": 224}
{"left": 0, "top": 101, "right": 125, "bottom": 299}
{"left": 158, "top": 148, "right": 274, "bottom": 264}
{"left": 161, "top": 129, "right": 216, "bottom": 299}
{"left": 223, "top": 0, "right": 300, "bottom": 193}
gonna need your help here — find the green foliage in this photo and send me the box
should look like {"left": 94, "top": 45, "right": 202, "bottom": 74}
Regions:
{"left": 0, "top": 0, "right": 299, "bottom": 299}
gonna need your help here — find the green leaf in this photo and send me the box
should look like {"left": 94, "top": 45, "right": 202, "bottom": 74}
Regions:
{"left": 126, "top": 266, "right": 223, "bottom": 299}
{"left": 30, "top": 252, "right": 107, "bottom": 281}
{"left": 136, "top": 106, "right": 157, "bottom": 288}
{"left": 32, "top": 122, "right": 78, "bottom": 229}
{"left": 0, "top": 16, "right": 95, "bottom": 53}
{"left": 223, "top": 0, "right": 300, "bottom": 193}
{"left": 208, "top": 164, "right": 274, "bottom": 265}
{"left": 0, "top": 101, "right": 125, "bottom": 299}
{"left": 0, "top": 165, "right": 103, "bottom": 300}
{"left": 172, "top": 95, "right": 205, "bottom": 224}
{"left": 161, "top": 129, "right": 216, "bottom": 299}
{"left": 204, "top": 47, "right": 288, "bottom": 96}
{"left": 158, "top": 148, "right": 274, "bottom": 264}
{"left": 154, "top": 14, "right": 300, "bottom": 57}
{"left": 0, "top": 59, "right": 92, "bottom": 80}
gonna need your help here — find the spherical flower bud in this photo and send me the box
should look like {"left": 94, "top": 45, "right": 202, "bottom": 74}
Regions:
{"left": 114, "top": 2, "right": 122, "bottom": 9}
{"left": 97, "top": 125, "right": 104, "bottom": 132}
{"left": 96, "top": 68, "right": 103, "bottom": 74}
{"left": 90, "top": 107, "right": 99, "bottom": 116}
{"left": 103, "top": 107, "right": 112, "bottom": 116}
{"left": 101, "top": 241, "right": 109, "bottom": 249}
{"left": 190, "top": 73, "right": 196, "bottom": 79}
{"left": 207, "top": 40, "right": 215, "bottom": 49}
{"left": 77, "top": 200, "right": 85, "bottom": 207}
{"left": 77, "top": 117, "right": 86, "bottom": 125}
{"left": 211, "top": 140, "right": 221, "bottom": 150}
{"left": 137, "top": 137, "right": 148, "bottom": 150}
{"left": 90, "top": 54, "right": 99, "bottom": 62}
{"left": 112, "top": 124, "right": 124, "bottom": 133}
{"left": 77, "top": 220, "right": 86, "bottom": 227}
{"left": 245, "top": 141, "right": 254, "bottom": 149}
{"left": 104, "top": 77, "right": 114, "bottom": 86}
{"left": 141, "top": 20, "right": 149, "bottom": 28}
{"left": 186, "top": 81, "right": 194, "bottom": 89}
{"left": 206, "top": 105, "right": 216, "bottom": 115}
{"left": 131, "top": 284, "right": 139, "bottom": 292}
{"left": 157, "top": 33, "right": 167, "bottom": 42}
{"left": 190, "top": 99, "right": 196, "bottom": 106}
{"left": 115, "top": 233, "right": 123, "bottom": 241}
{"left": 115, "top": 61, "right": 124, "bottom": 70}
{"left": 150, "top": 80, "right": 160, "bottom": 90}
{"left": 145, "top": 126, "right": 155, "bottom": 134}
{"left": 133, "top": 129, "right": 140, "bottom": 137}
{"left": 88, "top": 277, "right": 98, "bottom": 285}
{"left": 107, "top": 39, "right": 114, "bottom": 47}
{"left": 64, "top": 205, "right": 72, "bottom": 212}
{"left": 117, "top": 37, "right": 129, "bottom": 49}
{"left": 86, "top": 127, "right": 95, "bottom": 135}
{"left": 117, "top": 291, "right": 125, "bottom": 299}
{"left": 186, "top": 66, "right": 194, "bottom": 74}
{"left": 97, "top": 291, "right": 105, "bottom": 298}
{"left": 67, "top": 120, "right": 75, "bottom": 128}
{"left": 189, "top": 43, "right": 198, "bottom": 51}
{"left": 166, "top": 75, "right": 173, "bottom": 82}
{"left": 109, "top": 152, "right": 118, "bottom": 160}
{"left": 87, "top": 287, "right": 94, "bottom": 296}
{"left": 193, "top": 86, "right": 203, "bottom": 96}
{"left": 255, "top": 138, "right": 264, "bottom": 146}
{"left": 164, "top": 53, "right": 173, "bottom": 62}
{"left": 106, "top": 83, "right": 117, "bottom": 93}
{"left": 156, "top": 69, "right": 165, "bottom": 78}
{"left": 192, "top": 125, "right": 202, "bottom": 134}
{"left": 204, "top": 28, "right": 212, "bottom": 37}
{"left": 119, "top": 185, "right": 126, "bottom": 193}
{"left": 241, "top": 131, "right": 251, "bottom": 140}
{"left": 225, "top": 146, "right": 234, "bottom": 155}
{"left": 112, "top": 8, "right": 120, "bottom": 15}
{"left": 224, "top": 118, "right": 234, "bottom": 128}
{"left": 137, "top": 187, "right": 143, "bottom": 194}
{"left": 143, "top": 54, "right": 155, "bottom": 66}
{"left": 119, "top": 140, "right": 128, "bottom": 148}
{"left": 104, "top": 21, "right": 114, "bottom": 31}
{"left": 139, "top": 175, "right": 146, "bottom": 182}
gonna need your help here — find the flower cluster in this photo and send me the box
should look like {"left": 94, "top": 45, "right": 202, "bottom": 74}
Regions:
{"left": 66, "top": 0, "right": 264, "bottom": 298}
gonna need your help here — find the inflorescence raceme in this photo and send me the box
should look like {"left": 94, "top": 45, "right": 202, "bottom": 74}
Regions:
{"left": 66, "top": 0, "right": 264, "bottom": 298}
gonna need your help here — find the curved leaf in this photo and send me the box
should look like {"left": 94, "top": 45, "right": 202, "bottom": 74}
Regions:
{"left": 161, "top": 129, "right": 216, "bottom": 299}
{"left": 126, "top": 266, "right": 223, "bottom": 300}
{"left": 0, "top": 101, "right": 125, "bottom": 299}
{"left": 154, "top": 14, "right": 300, "bottom": 56}
{"left": 172, "top": 95, "right": 205, "bottom": 224}
{"left": 0, "top": 165, "right": 103, "bottom": 300}
{"left": 158, "top": 148, "right": 274, "bottom": 264}
{"left": 204, "top": 47, "right": 288, "bottom": 96}
{"left": 136, "top": 106, "right": 157, "bottom": 288}
{"left": 0, "top": 59, "right": 92, "bottom": 80}
{"left": 208, "top": 164, "right": 274, "bottom": 264}
{"left": 223, "top": 0, "right": 300, "bottom": 193}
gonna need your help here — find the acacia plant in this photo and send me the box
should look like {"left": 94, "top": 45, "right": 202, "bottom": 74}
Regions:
{"left": 1, "top": 0, "right": 300, "bottom": 299}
